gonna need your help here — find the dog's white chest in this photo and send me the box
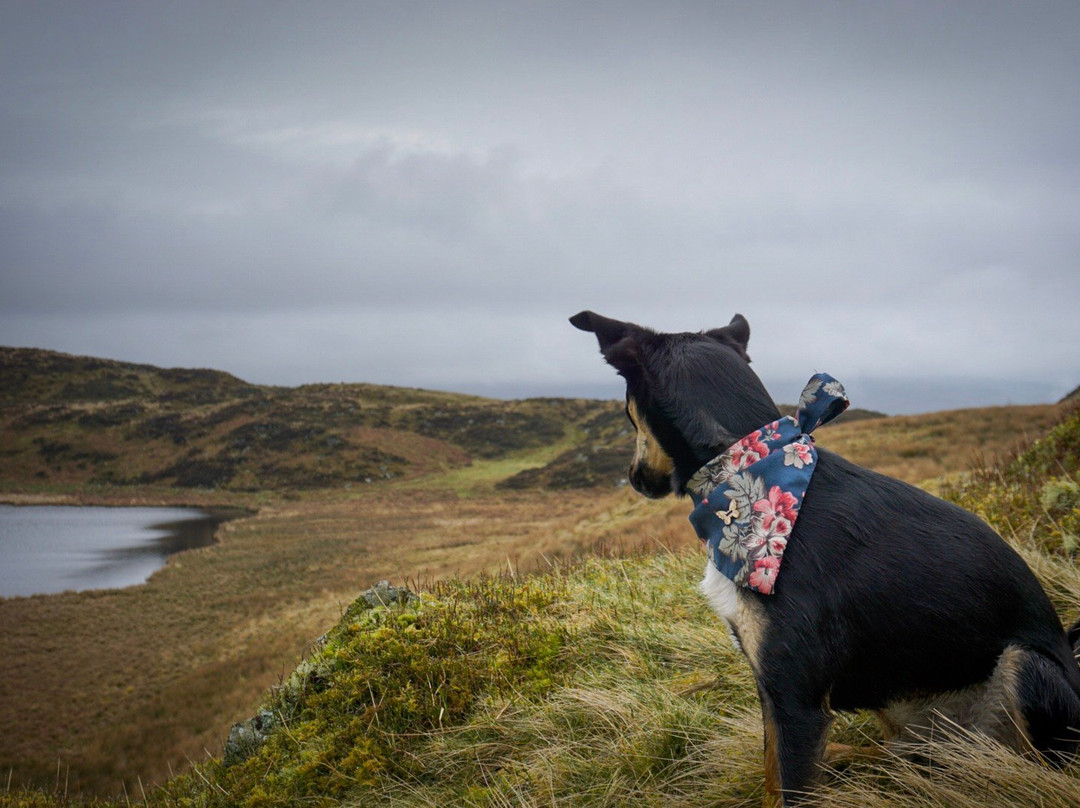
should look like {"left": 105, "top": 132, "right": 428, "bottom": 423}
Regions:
{"left": 698, "top": 560, "right": 765, "bottom": 665}
{"left": 699, "top": 560, "right": 739, "bottom": 623}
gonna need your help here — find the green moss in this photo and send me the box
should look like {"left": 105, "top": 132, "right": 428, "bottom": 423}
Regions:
{"left": 1011, "top": 407, "right": 1080, "bottom": 482}
{"left": 941, "top": 407, "right": 1080, "bottom": 557}
{"left": 1038, "top": 479, "right": 1080, "bottom": 553}
{"left": 1041, "top": 479, "right": 1080, "bottom": 513}
{"left": 157, "top": 576, "right": 571, "bottom": 807}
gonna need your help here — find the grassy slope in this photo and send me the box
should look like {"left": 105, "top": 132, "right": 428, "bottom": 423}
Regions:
{"left": 0, "top": 348, "right": 1075, "bottom": 806}
{"left": 0, "top": 347, "right": 615, "bottom": 495}
{"left": 119, "top": 407, "right": 1080, "bottom": 808}
{"left": 1, "top": 346, "right": 1060, "bottom": 500}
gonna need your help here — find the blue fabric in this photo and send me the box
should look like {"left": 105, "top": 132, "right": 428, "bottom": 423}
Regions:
{"left": 686, "top": 373, "right": 849, "bottom": 594}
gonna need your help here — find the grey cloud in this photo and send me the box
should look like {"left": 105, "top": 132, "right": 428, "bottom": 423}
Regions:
{"left": 1, "top": 1, "right": 1078, "bottom": 412}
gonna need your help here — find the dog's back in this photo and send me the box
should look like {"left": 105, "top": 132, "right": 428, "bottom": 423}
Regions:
{"left": 773, "top": 449, "right": 1080, "bottom": 712}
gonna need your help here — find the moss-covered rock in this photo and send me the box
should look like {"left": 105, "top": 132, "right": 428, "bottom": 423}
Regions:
{"left": 158, "top": 575, "right": 571, "bottom": 807}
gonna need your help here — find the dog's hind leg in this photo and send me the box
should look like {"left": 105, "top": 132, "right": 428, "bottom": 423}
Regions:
{"left": 822, "top": 741, "right": 885, "bottom": 766}
{"left": 759, "top": 687, "right": 832, "bottom": 806}
{"left": 877, "top": 645, "right": 1080, "bottom": 766}
{"left": 1014, "top": 650, "right": 1080, "bottom": 767}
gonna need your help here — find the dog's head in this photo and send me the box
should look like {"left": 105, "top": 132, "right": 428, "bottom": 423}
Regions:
{"left": 570, "top": 311, "right": 779, "bottom": 498}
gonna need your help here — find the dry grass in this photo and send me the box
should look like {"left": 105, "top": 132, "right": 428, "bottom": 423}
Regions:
{"left": 0, "top": 395, "right": 1069, "bottom": 803}
{"left": 804, "top": 733, "right": 1080, "bottom": 808}
{"left": 814, "top": 403, "right": 1061, "bottom": 488}
{"left": 0, "top": 485, "right": 677, "bottom": 797}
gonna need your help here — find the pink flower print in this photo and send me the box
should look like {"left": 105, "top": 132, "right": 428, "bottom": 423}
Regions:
{"left": 729, "top": 431, "right": 769, "bottom": 470}
{"left": 748, "top": 556, "right": 780, "bottom": 594}
{"left": 758, "top": 511, "right": 791, "bottom": 556}
{"left": 753, "top": 486, "right": 798, "bottom": 531}
{"left": 782, "top": 441, "right": 814, "bottom": 469}
{"left": 774, "top": 514, "right": 792, "bottom": 535}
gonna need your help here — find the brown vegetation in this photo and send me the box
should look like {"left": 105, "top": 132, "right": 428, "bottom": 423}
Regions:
{"left": 0, "top": 484, "right": 686, "bottom": 796}
{"left": 0, "top": 347, "right": 607, "bottom": 494}
{"left": 0, "top": 347, "right": 1068, "bottom": 799}
{"left": 813, "top": 403, "right": 1062, "bottom": 488}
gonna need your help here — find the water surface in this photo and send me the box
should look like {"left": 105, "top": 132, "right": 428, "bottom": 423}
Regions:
{"left": 0, "top": 505, "right": 234, "bottom": 598}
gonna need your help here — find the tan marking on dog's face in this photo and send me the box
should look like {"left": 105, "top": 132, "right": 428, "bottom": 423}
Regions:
{"left": 626, "top": 397, "right": 675, "bottom": 480}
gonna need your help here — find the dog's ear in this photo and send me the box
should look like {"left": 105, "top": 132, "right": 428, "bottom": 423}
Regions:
{"left": 569, "top": 310, "right": 643, "bottom": 374}
{"left": 706, "top": 314, "right": 751, "bottom": 362}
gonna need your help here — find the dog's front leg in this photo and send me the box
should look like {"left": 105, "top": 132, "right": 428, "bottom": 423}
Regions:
{"left": 758, "top": 686, "right": 832, "bottom": 807}
{"left": 760, "top": 693, "right": 782, "bottom": 808}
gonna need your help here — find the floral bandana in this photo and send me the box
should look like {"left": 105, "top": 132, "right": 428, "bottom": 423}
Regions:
{"left": 686, "top": 373, "right": 849, "bottom": 595}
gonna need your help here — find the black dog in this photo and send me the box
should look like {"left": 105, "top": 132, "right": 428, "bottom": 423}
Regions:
{"left": 571, "top": 310, "right": 1080, "bottom": 806}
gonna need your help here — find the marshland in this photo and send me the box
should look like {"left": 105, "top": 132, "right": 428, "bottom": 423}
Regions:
{"left": 2, "top": 347, "right": 1077, "bottom": 806}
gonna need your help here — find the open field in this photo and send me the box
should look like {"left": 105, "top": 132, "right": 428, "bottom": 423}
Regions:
{"left": 45, "top": 405, "right": 1080, "bottom": 808}
{"left": 0, "top": 483, "right": 685, "bottom": 795}
{"left": 813, "top": 403, "right": 1064, "bottom": 488}
{"left": 0, "top": 346, "right": 1072, "bottom": 800}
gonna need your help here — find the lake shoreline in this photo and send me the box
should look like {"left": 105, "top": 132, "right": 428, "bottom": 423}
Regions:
{"left": 0, "top": 503, "right": 251, "bottom": 599}
{"left": 0, "top": 487, "right": 257, "bottom": 509}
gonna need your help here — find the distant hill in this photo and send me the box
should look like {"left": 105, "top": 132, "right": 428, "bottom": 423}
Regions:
{"left": 0, "top": 346, "right": 1061, "bottom": 496}
{"left": 0, "top": 347, "right": 628, "bottom": 493}
{"left": 0, "top": 346, "right": 260, "bottom": 405}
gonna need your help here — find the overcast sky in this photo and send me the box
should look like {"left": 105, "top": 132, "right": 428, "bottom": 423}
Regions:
{"left": 2, "top": 2, "right": 1078, "bottom": 413}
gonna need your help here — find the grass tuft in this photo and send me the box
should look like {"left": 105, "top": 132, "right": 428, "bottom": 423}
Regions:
{"left": 152, "top": 575, "right": 573, "bottom": 807}
{"left": 3, "top": 352, "right": 1078, "bottom": 806}
{"left": 139, "top": 404, "right": 1080, "bottom": 808}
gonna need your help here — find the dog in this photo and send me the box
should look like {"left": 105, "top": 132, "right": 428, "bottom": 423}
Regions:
{"left": 570, "top": 310, "right": 1080, "bottom": 806}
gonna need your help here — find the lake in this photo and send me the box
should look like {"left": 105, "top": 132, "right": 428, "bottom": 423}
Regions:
{"left": 0, "top": 505, "right": 237, "bottom": 598}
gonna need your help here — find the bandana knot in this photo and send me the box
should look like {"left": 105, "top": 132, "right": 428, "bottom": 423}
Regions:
{"left": 687, "top": 373, "right": 849, "bottom": 595}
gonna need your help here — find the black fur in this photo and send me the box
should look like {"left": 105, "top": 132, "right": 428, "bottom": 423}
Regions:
{"left": 571, "top": 310, "right": 1080, "bottom": 805}
{"left": 569, "top": 310, "right": 779, "bottom": 492}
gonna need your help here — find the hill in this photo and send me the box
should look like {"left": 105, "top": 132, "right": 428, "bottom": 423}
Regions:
{"left": 0, "top": 347, "right": 1071, "bottom": 802}
{"left": 0, "top": 347, "right": 625, "bottom": 494}
{"left": 2, "top": 347, "right": 1056, "bottom": 499}
{"left": 6, "top": 404, "right": 1075, "bottom": 807}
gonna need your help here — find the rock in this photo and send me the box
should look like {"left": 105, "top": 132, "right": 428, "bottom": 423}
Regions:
{"left": 223, "top": 709, "right": 278, "bottom": 767}
{"left": 221, "top": 582, "right": 414, "bottom": 767}
{"left": 361, "top": 580, "right": 414, "bottom": 608}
